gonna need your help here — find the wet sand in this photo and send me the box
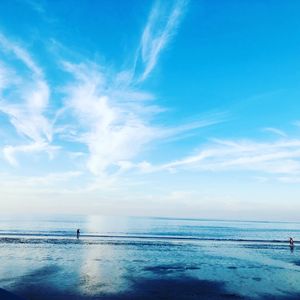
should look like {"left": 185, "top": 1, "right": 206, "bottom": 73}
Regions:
{"left": 11, "top": 277, "right": 245, "bottom": 300}
{"left": 5, "top": 272, "right": 300, "bottom": 300}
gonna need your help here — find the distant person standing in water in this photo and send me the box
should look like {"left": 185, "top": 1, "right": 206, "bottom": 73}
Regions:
{"left": 289, "top": 237, "right": 294, "bottom": 247}
{"left": 77, "top": 229, "right": 80, "bottom": 239}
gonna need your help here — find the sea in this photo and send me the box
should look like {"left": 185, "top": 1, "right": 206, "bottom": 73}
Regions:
{"left": 0, "top": 215, "right": 300, "bottom": 299}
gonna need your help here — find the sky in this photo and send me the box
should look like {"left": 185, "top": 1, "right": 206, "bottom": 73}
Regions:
{"left": 0, "top": 0, "right": 300, "bottom": 221}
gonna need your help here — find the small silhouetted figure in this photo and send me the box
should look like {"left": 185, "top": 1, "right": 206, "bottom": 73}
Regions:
{"left": 77, "top": 228, "right": 80, "bottom": 239}
{"left": 289, "top": 237, "right": 294, "bottom": 248}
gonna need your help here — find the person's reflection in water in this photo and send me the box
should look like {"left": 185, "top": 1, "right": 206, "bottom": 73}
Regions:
{"left": 77, "top": 228, "right": 80, "bottom": 239}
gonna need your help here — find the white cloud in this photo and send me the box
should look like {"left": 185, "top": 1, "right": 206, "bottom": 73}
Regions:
{"left": 147, "top": 138, "right": 300, "bottom": 177}
{"left": 61, "top": 62, "right": 156, "bottom": 176}
{"left": 0, "top": 33, "right": 53, "bottom": 166}
{"left": 135, "top": 0, "right": 188, "bottom": 81}
{"left": 3, "top": 142, "right": 59, "bottom": 167}
{"left": 0, "top": 33, "right": 42, "bottom": 77}
{"left": 263, "top": 127, "right": 287, "bottom": 137}
{"left": 0, "top": 80, "right": 51, "bottom": 142}
{"left": 0, "top": 63, "right": 11, "bottom": 92}
{"left": 60, "top": 62, "right": 220, "bottom": 176}
{"left": 0, "top": 5, "right": 221, "bottom": 176}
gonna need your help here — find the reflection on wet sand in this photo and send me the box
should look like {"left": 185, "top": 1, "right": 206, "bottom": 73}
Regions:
{"left": 77, "top": 216, "right": 132, "bottom": 297}
{"left": 78, "top": 243, "right": 129, "bottom": 296}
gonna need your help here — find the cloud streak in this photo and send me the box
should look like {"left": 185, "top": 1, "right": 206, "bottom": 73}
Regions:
{"left": 0, "top": 33, "right": 42, "bottom": 76}
{"left": 135, "top": 0, "right": 188, "bottom": 81}
{"left": 263, "top": 127, "right": 287, "bottom": 137}
{"left": 0, "top": 33, "right": 53, "bottom": 166}
{"left": 3, "top": 142, "right": 58, "bottom": 167}
{"left": 147, "top": 138, "right": 300, "bottom": 178}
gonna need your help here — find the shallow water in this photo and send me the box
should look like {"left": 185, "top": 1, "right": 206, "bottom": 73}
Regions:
{"left": 0, "top": 215, "right": 300, "bottom": 299}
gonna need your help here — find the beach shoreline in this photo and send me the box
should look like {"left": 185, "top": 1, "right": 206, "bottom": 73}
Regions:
{"left": 1, "top": 218, "right": 300, "bottom": 299}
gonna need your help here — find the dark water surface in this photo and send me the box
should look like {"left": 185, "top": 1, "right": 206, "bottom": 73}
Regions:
{"left": 0, "top": 215, "right": 300, "bottom": 299}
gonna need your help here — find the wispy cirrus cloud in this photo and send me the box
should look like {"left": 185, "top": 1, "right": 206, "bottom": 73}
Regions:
{"left": 60, "top": 62, "right": 158, "bottom": 176}
{"left": 262, "top": 127, "right": 287, "bottom": 137}
{"left": 134, "top": 0, "right": 188, "bottom": 81}
{"left": 2, "top": 142, "right": 58, "bottom": 167}
{"left": 0, "top": 33, "right": 42, "bottom": 76}
{"left": 60, "top": 61, "right": 222, "bottom": 177}
{"left": 0, "top": 33, "right": 54, "bottom": 165}
{"left": 1, "top": 1, "right": 298, "bottom": 187}
{"left": 0, "top": 0, "right": 221, "bottom": 176}
{"left": 144, "top": 138, "right": 300, "bottom": 178}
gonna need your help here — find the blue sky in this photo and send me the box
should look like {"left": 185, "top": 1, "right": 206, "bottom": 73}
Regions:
{"left": 0, "top": 0, "right": 300, "bottom": 220}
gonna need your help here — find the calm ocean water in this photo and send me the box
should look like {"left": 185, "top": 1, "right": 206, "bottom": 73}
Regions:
{"left": 0, "top": 215, "right": 300, "bottom": 299}
{"left": 0, "top": 215, "right": 300, "bottom": 241}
